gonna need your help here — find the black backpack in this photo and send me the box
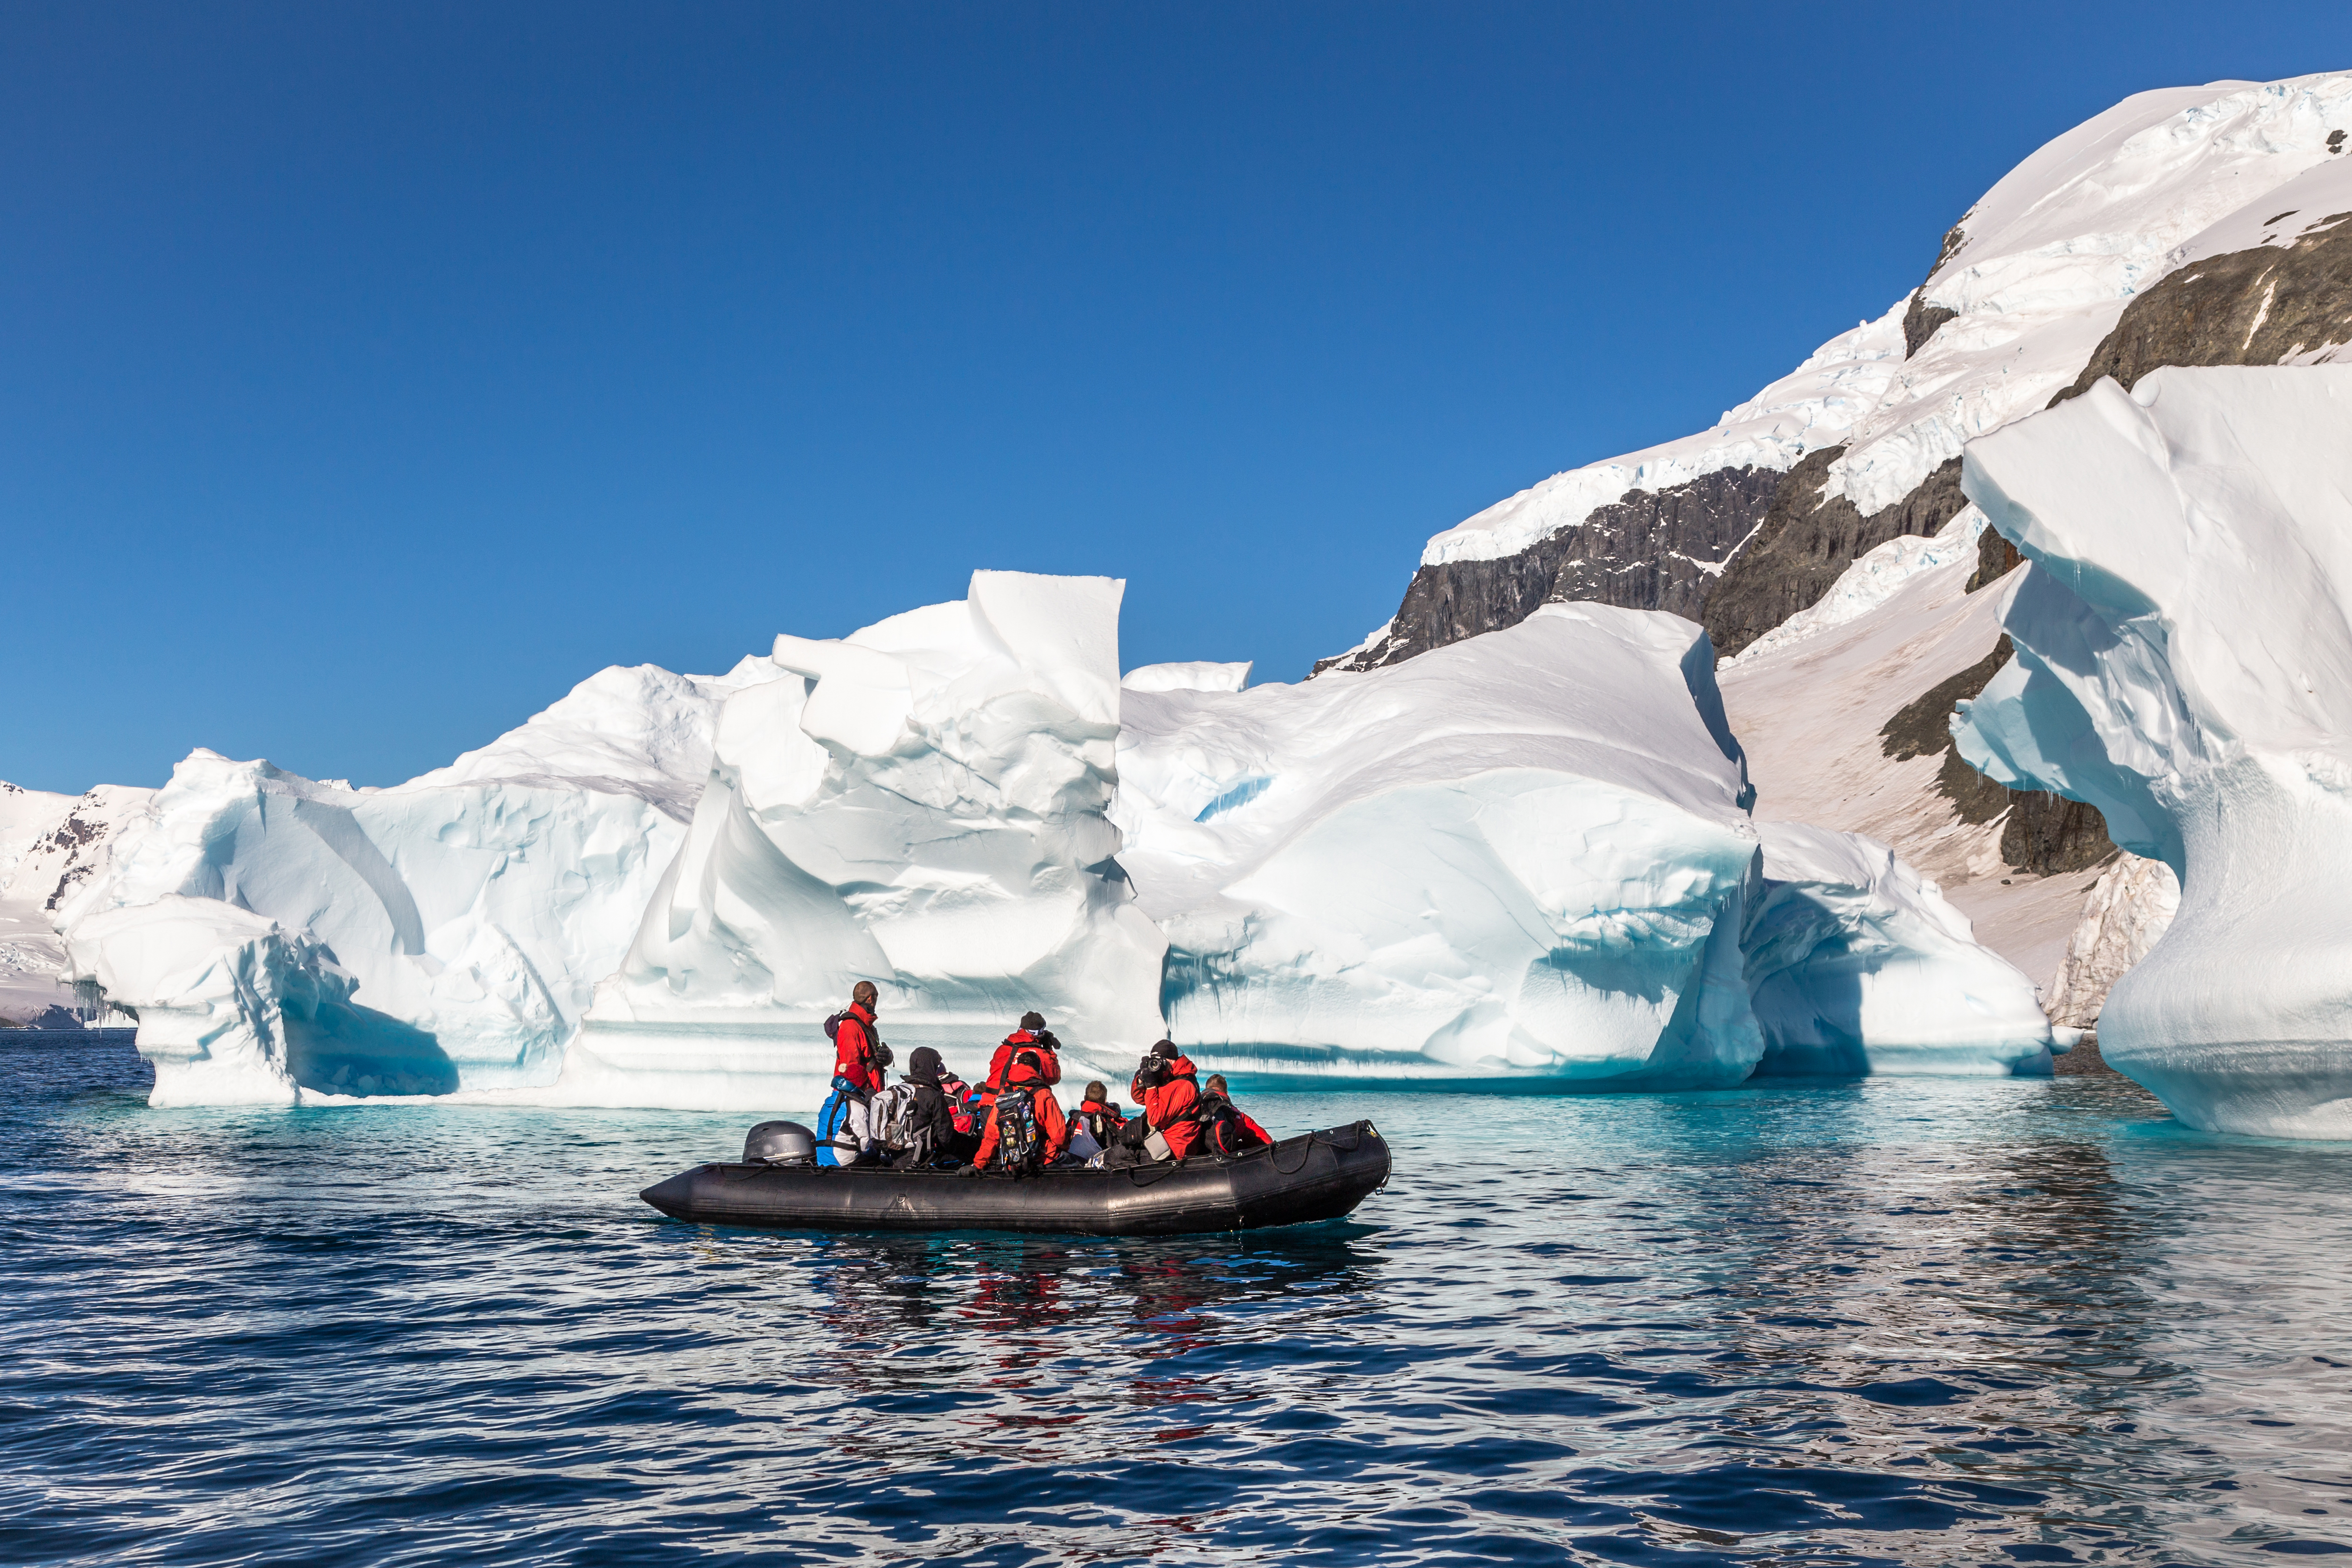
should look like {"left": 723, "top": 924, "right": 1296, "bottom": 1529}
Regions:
{"left": 993, "top": 1091, "right": 1043, "bottom": 1173}
{"left": 1193, "top": 1093, "right": 1266, "bottom": 1157}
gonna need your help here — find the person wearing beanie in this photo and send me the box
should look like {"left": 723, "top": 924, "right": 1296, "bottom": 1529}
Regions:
{"left": 983, "top": 1010, "right": 1063, "bottom": 1103}
{"left": 1103, "top": 1039, "right": 1200, "bottom": 1167}
{"left": 965, "top": 1039, "right": 1071, "bottom": 1174}
{"left": 1073, "top": 1080, "right": 1127, "bottom": 1147}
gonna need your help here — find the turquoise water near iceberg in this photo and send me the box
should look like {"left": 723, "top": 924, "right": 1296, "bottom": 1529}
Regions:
{"left": 7, "top": 1031, "right": 2352, "bottom": 1566}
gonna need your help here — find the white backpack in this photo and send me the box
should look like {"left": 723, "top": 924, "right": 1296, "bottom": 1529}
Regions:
{"left": 873, "top": 1081, "right": 926, "bottom": 1157}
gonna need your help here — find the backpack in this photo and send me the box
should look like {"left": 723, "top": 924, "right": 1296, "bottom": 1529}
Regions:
{"left": 992, "top": 1090, "right": 1043, "bottom": 1173}
{"left": 873, "top": 1081, "right": 925, "bottom": 1157}
{"left": 815, "top": 1085, "right": 870, "bottom": 1166}
{"left": 1194, "top": 1093, "right": 1267, "bottom": 1158}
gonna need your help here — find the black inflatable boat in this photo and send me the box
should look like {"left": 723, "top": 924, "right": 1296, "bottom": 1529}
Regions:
{"left": 639, "top": 1120, "right": 1390, "bottom": 1237}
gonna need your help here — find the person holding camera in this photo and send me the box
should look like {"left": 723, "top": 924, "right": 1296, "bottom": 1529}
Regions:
{"left": 1101, "top": 1039, "right": 1201, "bottom": 1168}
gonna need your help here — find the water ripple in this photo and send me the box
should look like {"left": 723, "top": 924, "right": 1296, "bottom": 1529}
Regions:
{"left": 5, "top": 1033, "right": 2352, "bottom": 1565}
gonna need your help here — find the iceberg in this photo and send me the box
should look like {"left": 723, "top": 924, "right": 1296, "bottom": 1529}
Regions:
{"left": 1116, "top": 606, "right": 2053, "bottom": 1085}
{"left": 1114, "top": 604, "right": 1771, "bottom": 1086}
{"left": 58, "top": 575, "right": 2054, "bottom": 1107}
{"left": 1955, "top": 365, "right": 2352, "bottom": 1136}
{"left": 1744, "top": 822, "right": 2056, "bottom": 1078}
{"left": 568, "top": 571, "right": 1168, "bottom": 1108}
{"left": 57, "top": 665, "right": 728, "bottom": 1103}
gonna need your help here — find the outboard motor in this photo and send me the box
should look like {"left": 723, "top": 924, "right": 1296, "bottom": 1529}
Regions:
{"left": 744, "top": 1120, "right": 816, "bottom": 1166}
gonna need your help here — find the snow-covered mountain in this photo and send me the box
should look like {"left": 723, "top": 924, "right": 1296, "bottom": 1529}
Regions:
{"left": 1321, "top": 70, "right": 2352, "bottom": 1030}
{"left": 0, "top": 782, "right": 150, "bottom": 1026}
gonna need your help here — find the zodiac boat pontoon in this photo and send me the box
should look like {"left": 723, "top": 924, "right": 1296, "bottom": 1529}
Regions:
{"left": 639, "top": 1120, "right": 1391, "bottom": 1237}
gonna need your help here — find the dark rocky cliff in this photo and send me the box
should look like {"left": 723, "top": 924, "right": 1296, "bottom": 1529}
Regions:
{"left": 1700, "top": 452, "right": 1970, "bottom": 658}
{"left": 1315, "top": 464, "right": 1781, "bottom": 673}
{"left": 2056, "top": 210, "right": 2352, "bottom": 400}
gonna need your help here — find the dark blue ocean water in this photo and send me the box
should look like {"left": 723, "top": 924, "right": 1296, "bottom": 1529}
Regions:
{"left": 6, "top": 1033, "right": 2352, "bottom": 1567}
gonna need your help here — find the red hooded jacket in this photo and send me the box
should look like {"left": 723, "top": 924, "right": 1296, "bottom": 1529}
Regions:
{"left": 832, "top": 1003, "right": 882, "bottom": 1094}
{"left": 973, "top": 1052, "right": 1071, "bottom": 1167}
{"left": 985, "top": 1030, "right": 1062, "bottom": 1099}
{"left": 1132, "top": 1055, "right": 1201, "bottom": 1160}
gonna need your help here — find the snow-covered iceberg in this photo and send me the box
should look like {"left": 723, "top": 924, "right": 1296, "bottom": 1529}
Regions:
{"left": 568, "top": 571, "right": 1168, "bottom": 1108}
{"left": 1955, "top": 365, "right": 2352, "bottom": 1136}
{"left": 1116, "top": 606, "right": 2053, "bottom": 1086}
{"left": 1744, "top": 822, "right": 2056, "bottom": 1077}
{"left": 1115, "top": 604, "right": 1770, "bottom": 1086}
{"left": 57, "top": 665, "right": 729, "bottom": 1104}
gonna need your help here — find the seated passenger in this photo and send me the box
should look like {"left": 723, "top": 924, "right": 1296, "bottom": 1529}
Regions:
{"left": 1102, "top": 1040, "right": 1200, "bottom": 1168}
{"left": 937, "top": 1065, "right": 984, "bottom": 1165}
{"left": 983, "top": 1011, "right": 1064, "bottom": 1108}
{"left": 814, "top": 1080, "right": 875, "bottom": 1167}
{"left": 1194, "top": 1073, "right": 1272, "bottom": 1156}
{"left": 1074, "top": 1082, "right": 1127, "bottom": 1147}
{"left": 873, "top": 1046, "right": 961, "bottom": 1169}
{"left": 962, "top": 1041, "right": 1069, "bottom": 1176}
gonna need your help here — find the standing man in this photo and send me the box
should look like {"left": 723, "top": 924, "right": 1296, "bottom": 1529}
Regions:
{"left": 833, "top": 980, "right": 886, "bottom": 1093}
{"left": 816, "top": 980, "right": 888, "bottom": 1167}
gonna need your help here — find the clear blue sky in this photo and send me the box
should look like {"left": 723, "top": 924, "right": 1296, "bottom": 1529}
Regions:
{"left": 5, "top": 2, "right": 2345, "bottom": 793}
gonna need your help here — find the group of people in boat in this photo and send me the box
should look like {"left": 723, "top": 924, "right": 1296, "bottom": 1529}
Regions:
{"left": 816, "top": 980, "right": 1272, "bottom": 1175}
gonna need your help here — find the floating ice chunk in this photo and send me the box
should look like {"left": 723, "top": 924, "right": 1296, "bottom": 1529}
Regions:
{"left": 64, "top": 896, "right": 345, "bottom": 1106}
{"left": 572, "top": 571, "right": 1168, "bottom": 1109}
{"left": 1743, "top": 823, "right": 2056, "bottom": 1077}
{"left": 1955, "top": 365, "right": 2352, "bottom": 1135}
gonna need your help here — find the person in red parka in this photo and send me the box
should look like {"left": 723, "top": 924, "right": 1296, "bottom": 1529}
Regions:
{"left": 1199, "top": 1074, "right": 1272, "bottom": 1149}
{"left": 832, "top": 981, "right": 885, "bottom": 1094}
{"left": 1103, "top": 1039, "right": 1199, "bottom": 1167}
{"left": 964, "top": 1042, "right": 1069, "bottom": 1173}
{"left": 982, "top": 1011, "right": 1063, "bottom": 1106}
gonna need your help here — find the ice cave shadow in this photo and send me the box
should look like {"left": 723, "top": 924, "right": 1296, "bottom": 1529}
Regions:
{"left": 1748, "top": 963, "right": 1873, "bottom": 1079}
{"left": 285, "top": 1001, "right": 461, "bottom": 1097}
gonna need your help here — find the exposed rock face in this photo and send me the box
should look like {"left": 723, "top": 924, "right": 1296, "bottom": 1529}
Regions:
{"left": 2044, "top": 853, "right": 2181, "bottom": 1030}
{"left": 1903, "top": 290, "right": 1958, "bottom": 359}
{"left": 1702, "top": 454, "right": 1970, "bottom": 659}
{"left": 1967, "top": 528, "right": 2022, "bottom": 593}
{"left": 2056, "top": 215, "right": 2352, "bottom": 401}
{"left": 1902, "top": 224, "right": 1970, "bottom": 358}
{"left": 1876, "top": 631, "right": 2116, "bottom": 875}
{"left": 1999, "top": 792, "right": 2115, "bottom": 876}
{"left": 1880, "top": 635, "right": 2015, "bottom": 820}
{"left": 1315, "top": 465, "right": 1782, "bottom": 673}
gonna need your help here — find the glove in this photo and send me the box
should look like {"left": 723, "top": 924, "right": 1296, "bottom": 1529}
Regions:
{"left": 958, "top": 1163, "right": 981, "bottom": 1177}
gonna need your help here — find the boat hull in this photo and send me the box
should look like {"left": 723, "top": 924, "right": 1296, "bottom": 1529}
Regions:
{"left": 639, "top": 1120, "right": 1390, "bottom": 1237}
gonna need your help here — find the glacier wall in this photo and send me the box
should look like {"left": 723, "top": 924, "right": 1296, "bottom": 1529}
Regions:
{"left": 1956, "top": 365, "right": 2352, "bottom": 1136}
{"left": 569, "top": 571, "right": 1168, "bottom": 1108}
